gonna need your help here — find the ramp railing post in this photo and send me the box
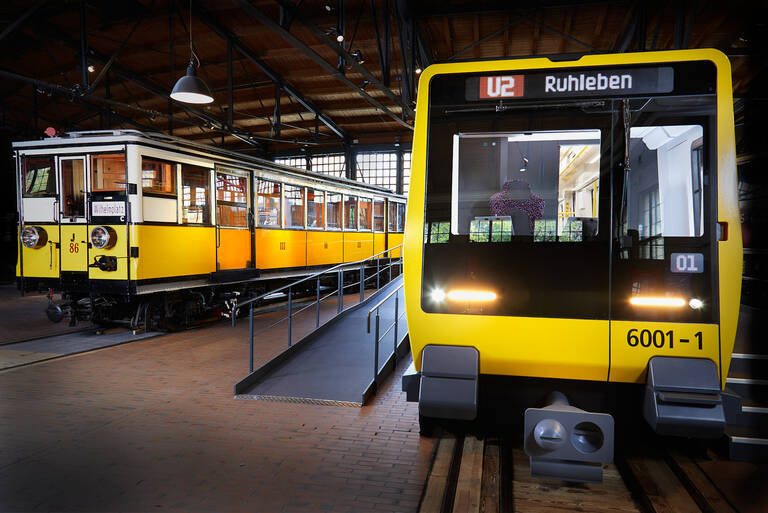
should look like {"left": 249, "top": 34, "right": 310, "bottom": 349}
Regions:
{"left": 374, "top": 310, "right": 380, "bottom": 385}
{"left": 394, "top": 292, "right": 399, "bottom": 365}
{"left": 360, "top": 262, "right": 365, "bottom": 302}
{"left": 249, "top": 303, "right": 254, "bottom": 373}
{"left": 388, "top": 253, "right": 392, "bottom": 282}
{"left": 376, "top": 258, "right": 380, "bottom": 289}
{"left": 287, "top": 285, "right": 292, "bottom": 347}
{"left": 337, "top": 269, "right": 343, "bottom": 313}
{"left": 315, "top": 277, "right": 321, "bottom": 328}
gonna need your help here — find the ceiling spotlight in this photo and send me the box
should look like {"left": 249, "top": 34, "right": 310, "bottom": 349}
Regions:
{"left": 324, "top": 4, "right": 333, "bottom": 11}
{"left": 170, "top": 0, "right": 213, "bottom": 104}
{"left": 87, "top": 65, "right": 95, "bottom": 73}
{"left": 336, "top": 33, "right": 344, "bottom": 43}
{"left": 415, "top": 66, "right": 423, "bottom": 74}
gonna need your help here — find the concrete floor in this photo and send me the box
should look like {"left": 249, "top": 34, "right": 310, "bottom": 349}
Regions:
{"left": 0, "top": 286, "right": 436, "bottom": 512}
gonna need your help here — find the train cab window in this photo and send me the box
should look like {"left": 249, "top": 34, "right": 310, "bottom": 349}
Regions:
{"left": 326, "top": 193, "right": 342, "bottom": 229}
{"left": 284, "top": 185, "right": 305, "bottom": 228}
{"left": 345, "top": 195, "right": 357, "bottom": 230}
{"left": 22, "top": 156, "right": 55, "bottom": 197}
{"left": 257, "top": 179, "right": 281, "bottom": 227}
{"left": 307, "top": 189, "right": 324, "bottom": 228}
{"left": 620, "top": 125, "right": 704, "bottom": 260}
{"left": 91, "top": 153, "right": 126, "bottom": 191}
{"left": 373, "top": 199, "right": 385, "bottom": 231}
{"left": 216, "top": 173, "right": 247, "bottom": 227}
{"left": 181, "top": 164, "right": 210, "bottom": 224}
{"left": 359, "top": 198, "right": 372, "bottom": 230}
{"left": 142, "top": 158, "right": 176, "bottom": 197}
{"left": 451, "top": 130, "right": 600, "bottom": 242}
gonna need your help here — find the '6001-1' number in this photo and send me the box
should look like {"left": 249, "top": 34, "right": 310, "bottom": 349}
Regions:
{"left": 626, "top": 329, "right": 702, "bottom": 350}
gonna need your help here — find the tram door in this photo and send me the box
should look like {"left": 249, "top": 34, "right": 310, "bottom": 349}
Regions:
{"left": 59, "top": 156, "right": 89, "bottom": 272}
{"left": 215, "top": 170, "right": 252, "bottom": 270}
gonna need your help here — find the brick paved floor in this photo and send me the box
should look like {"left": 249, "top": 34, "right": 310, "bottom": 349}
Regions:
{"left": 0, "top": 285, "right": 85, "bottom": 344}
{"left": 0, "top": 296, "right": 436, "bottom": 512}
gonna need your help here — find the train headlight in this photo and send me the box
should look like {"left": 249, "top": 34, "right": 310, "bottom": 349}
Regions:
{"left": 21, "top": 226, "right": 47, "bottom": 249}
{"left": 90, "top": 226, "right": 117, "bottom": 249}
{"left": 689, "top": 298, "right": 704, "bottom": 310}
{"left": 430, "top": 288, "right": 446, "bottom": 303}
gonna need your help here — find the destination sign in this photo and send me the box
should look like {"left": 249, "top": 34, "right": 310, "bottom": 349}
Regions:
{"left": 92, "top": 201, "right": 126, "bottom": 217}
{"left": 466, "top": 67, "right": 674, "bottom": 101}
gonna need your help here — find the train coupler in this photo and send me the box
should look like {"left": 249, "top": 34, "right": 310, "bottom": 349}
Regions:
{"left": 524, "top": 391, "right": 614, "bottom": 483}
{"left": 643, "top": 356, "right": 726, "bottom": 438}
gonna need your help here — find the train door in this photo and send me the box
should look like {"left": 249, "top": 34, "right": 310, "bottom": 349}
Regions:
{"left": 608, "top": 91, "right": 720, "bottom": 384}
{"left": 215, "top": 169, "right": 252, "bottom": 270}
{"left": 58, "top": 155, "right": 89, "bottom": 275}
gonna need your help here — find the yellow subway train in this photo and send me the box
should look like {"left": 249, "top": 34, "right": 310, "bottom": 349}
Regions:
{"left": 15, "top": 130, "right": 405, "bottom": 327}
{"left": 402, "top": 49, "right": 741, "bottom": 481}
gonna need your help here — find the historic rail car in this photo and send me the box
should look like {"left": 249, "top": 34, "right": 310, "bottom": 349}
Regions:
{"left": 15, "top": 130, "right": 406, "bottom": 327}
{"left": 402, "top": 49, "right": 741, "bottom": 481}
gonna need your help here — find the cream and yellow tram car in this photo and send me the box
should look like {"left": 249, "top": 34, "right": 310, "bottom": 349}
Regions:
{"left": 16, "top": 131, "right": 406, "bottom": 326}
{"left": 402, "top": 50, "right": 741, "bottom": 481}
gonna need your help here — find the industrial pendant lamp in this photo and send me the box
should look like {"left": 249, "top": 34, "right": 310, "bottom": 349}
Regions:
{"left": 170, "top": 0, "right": 213, "bottom": 104}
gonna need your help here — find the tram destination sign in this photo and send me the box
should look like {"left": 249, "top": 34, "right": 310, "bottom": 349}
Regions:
{"left": 92, "top": 201, "right": 126, "bottom": 217}
{"left": 466, "top": 66, "right": 674, "bottom": 101}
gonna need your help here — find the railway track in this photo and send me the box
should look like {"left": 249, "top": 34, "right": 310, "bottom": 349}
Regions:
{"left": 419, "top": 433, "right": 740, "bottom": 513}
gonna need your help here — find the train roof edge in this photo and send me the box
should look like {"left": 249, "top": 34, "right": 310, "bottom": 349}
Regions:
{"left": 12, "top": 129, "right": 406, "bottom": 199}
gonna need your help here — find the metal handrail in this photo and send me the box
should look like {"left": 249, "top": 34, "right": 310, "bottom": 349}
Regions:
{"left": 366, "top": 282, "right": 405, "bottom": 332}
{"left": 237, "top": 245, "right": 404, "bottom": 373}
{"left": 366, "top": 281, "right": 406, "bottom": 386}
{"left": 232, "top": 244, "right": 403, "bottom": 313}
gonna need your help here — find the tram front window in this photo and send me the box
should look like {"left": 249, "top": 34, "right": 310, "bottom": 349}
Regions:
{"left": 450, "top": 130, "right": 600, "bottom": 243}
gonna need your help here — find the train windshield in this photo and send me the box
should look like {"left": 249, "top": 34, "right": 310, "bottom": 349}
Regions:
{"left": 450, "top": 130, "right": 600, "bottom": 242}
{"left": 422, "top": 60, "right": 717, "bottom": 321}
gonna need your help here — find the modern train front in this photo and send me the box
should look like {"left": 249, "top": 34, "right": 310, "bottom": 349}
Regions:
{"left": 16, "top": 143, "right": 131, "bottom": 324}
{"left": 402, "top": 50, "right": 741, "bottom": 482}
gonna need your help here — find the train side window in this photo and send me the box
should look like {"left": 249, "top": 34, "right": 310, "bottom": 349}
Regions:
{"left": 91, "top": 153, "right": 126, "bottom": 192}
{"left": 22, "top": 156, "right": 56, "bottom": 197}
{"left": 142, "top": 158, "right": 177, "bottom": 197}
{"left": 359, "top": 198, "right": 372, "bottom": 230}
{"left": 388, "top": 202, "right": 397, "bottom": 232}
{"left": 216, "top": 173, "right": 247, "bottom": 227}
{"left": 181, "top": 164, "right": 210, "bottom": 224}
{"left": 326, "top": 193, "right": 342, "bottom": 229}
{"left": 284, "top": 184, "right": 304, "bottom": 228}
{"left": 307, "top": 189, "right": 324, "bottom": 229}
{"left": 257, "top": 179, "right": 281, "bottom": 227}
{"left": 373, "top": 199, "right": 385, "bottom": 231}
{"left": 345, "top": 195, "right": 357, "bottom": 230}
{"left": 397, "top": 203, "right": 405, "bottom": 232}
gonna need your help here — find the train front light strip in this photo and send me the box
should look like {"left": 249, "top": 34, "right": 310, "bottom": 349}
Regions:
{"left": 629, "top": 297, "right": 686, "bottom": 308}
{"left": 447, "top": 290, "right": 497, "bottom": 302}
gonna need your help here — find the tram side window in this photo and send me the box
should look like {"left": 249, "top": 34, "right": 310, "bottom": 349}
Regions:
{"left": 181, "top": 165, "right": 210, "bottom": 224}
{"left": 345, "top": 195, "right": 357, "bottom": 230}
{"left": 326, "top": 193, "right": 342, "bottom": 229}
{"left": 397, "top": 203, "right": 406, "bottom": 232}
{"left": 142, "top": 158, "right": 176, "bottom": 197}
{"left": 373, "top": 200, "right": 385, "bottom": 231}
{"left": 452, "top": 131, "right": 600, "bottom": 242}
{"left": 622, "top": 125, "right": 704, "bottom": 260}
{"left": 307, "top": 189, "right": 324, "bottom": 228}
{"left": 388, "top": 203, "right": 397, "bottom": 232}
{"left": 257, "top": 179, "right": 281, "bottom": 227}
{"left": 22, "top": 156, "right": 56, "bottom": 197}
{"left": 284, "top": 185, "right": 305, "bottom": 228}
{"left": 216, "top": 173, "right": 247, "bottom": 227}
{"left": 359, "top": 198, "right": 372, "bottom": 230}
{"left": 91, "top": 153, "right": 126, "bottom": 191}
